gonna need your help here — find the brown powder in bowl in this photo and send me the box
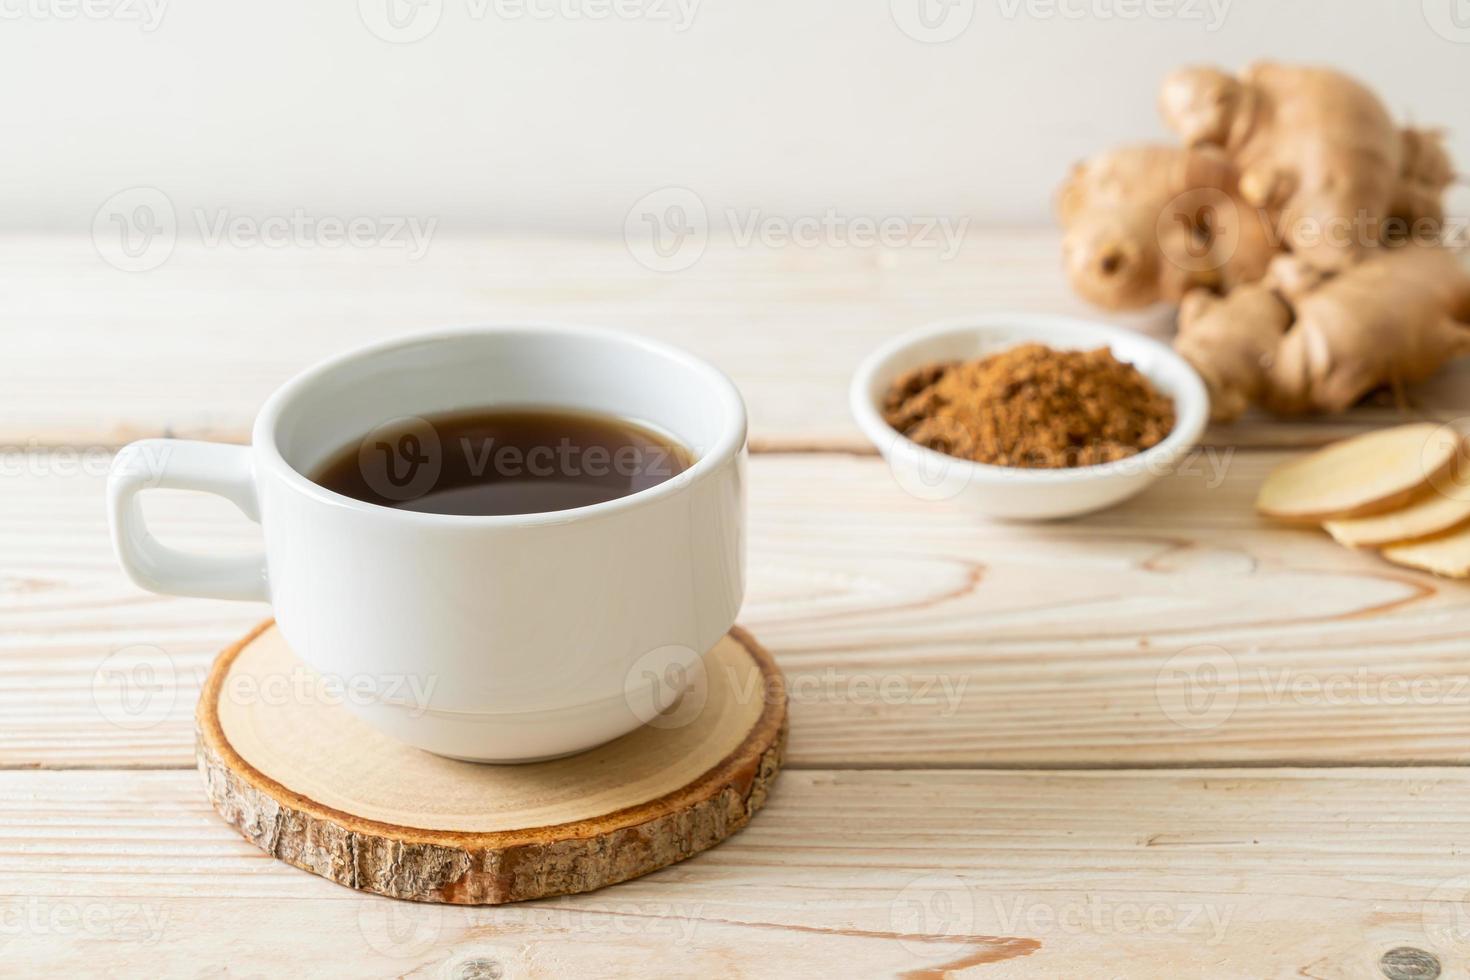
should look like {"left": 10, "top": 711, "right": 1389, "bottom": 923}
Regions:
{"left": 882, "top": 343, "right": 1176, "bottom": 469}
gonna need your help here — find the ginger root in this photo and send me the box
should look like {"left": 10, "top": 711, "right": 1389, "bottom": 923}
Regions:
{"left": 1057, "top": 143, "right": 1277, "bottom": 309}
{"left": 1060, "top": 62, "right": 1464, "bottom": 423}
{"left": 1175, "top": 245, "right": 1470, "bottom": 422}
{"left": 1172, "top": 283, "right": 1292, "bottom": 423}
{"left": 1159, "top": 62, "right": 1453, "bottom": 271}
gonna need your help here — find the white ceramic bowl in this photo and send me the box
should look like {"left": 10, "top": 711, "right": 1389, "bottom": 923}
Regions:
{"left": 850, "top": 314, "right": 1209, "bottom": 520}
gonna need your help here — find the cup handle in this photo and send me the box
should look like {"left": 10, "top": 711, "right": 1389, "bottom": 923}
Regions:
{"left": 107, "top": 439, "right": 270, "bottom": 602}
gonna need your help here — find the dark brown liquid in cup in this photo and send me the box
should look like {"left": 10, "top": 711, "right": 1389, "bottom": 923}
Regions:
{"left": 312, "top": 408, "right": 693, "bottom": 516}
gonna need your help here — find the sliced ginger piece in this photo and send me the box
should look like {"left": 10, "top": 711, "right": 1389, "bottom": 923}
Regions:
{"left": 1256, "top": 423, "right": 1462, "bottom": 522}
{"left": 1324, "top": 467, "right": 1470, "bottom": 548}
{"left": 1381, "top": 523, "right": 1470, "bottom": 578}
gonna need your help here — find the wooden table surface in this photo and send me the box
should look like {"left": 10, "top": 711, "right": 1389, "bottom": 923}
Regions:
{"left": 6, "top": 231, "right": 1470, "bottom": 978}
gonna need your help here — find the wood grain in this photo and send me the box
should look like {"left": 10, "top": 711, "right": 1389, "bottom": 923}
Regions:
{"left": 13, "top": 230, "right": 1470, "bottom": 974}
{"left": 3, "top": 232, "right": 1467, "bottom": 453}
{"left": 2, "top": 768, "right": 1468, "bottom": 978}
{"left": 6, "top": 449, "right": 1470, "bottom": 771}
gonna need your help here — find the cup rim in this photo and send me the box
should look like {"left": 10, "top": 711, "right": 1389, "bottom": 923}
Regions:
{"left": 252, "top": 323, "right": 748, "bottom": 526}
{"left": 849, "top": 312, "right": 1210, "bottom": 485}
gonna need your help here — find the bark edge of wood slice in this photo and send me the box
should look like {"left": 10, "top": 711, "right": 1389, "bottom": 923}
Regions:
{"left": 196, "top": 620, "right": 787, "bottom": 905}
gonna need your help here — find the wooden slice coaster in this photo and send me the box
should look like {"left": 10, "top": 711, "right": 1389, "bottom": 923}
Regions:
{"left": 196, "top": 621, "right": 786, "bottom": 905}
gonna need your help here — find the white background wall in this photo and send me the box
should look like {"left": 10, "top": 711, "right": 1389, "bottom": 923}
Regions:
{"left": 2, "top": 0, "right": 1466, "bottom": 234}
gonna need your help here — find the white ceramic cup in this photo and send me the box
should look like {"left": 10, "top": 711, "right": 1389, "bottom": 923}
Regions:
{"left": 107, "top": 326, "right": 748, "bottom": 762}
